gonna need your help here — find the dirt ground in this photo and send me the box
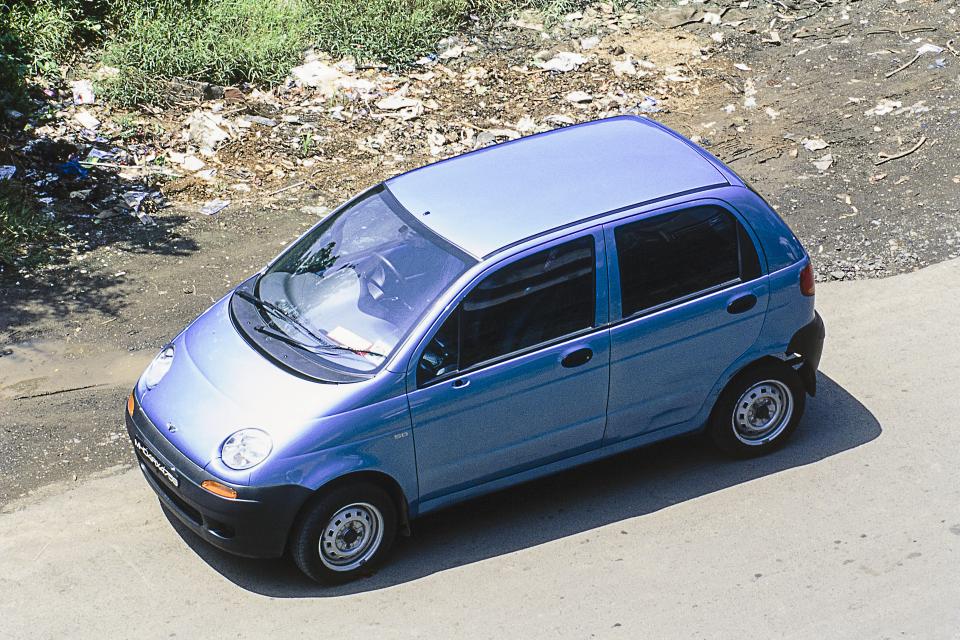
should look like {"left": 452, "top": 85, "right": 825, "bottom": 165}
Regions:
{"left": 1, "top": 0, "right": 958, "bottom": 506}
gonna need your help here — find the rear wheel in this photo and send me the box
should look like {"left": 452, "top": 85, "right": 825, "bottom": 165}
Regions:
{"left": 708, "top": 360, "right": 805, "bottom": 457}
{"left": 290, "top": 482, "right": 397, "bottom": 584}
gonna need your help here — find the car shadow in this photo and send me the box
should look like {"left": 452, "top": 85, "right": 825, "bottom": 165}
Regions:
{"left": 165, "top": 372, "right": 881, "bottom": 597}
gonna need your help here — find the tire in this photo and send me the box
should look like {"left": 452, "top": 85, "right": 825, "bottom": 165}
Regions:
{"left": 290, "top": 482, "right": 397, "bottom": 584}
{"left": 708, "top": 360, "right": 806, "bottom": 457}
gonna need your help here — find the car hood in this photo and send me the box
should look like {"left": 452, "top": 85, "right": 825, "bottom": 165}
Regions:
{"left": 137, "top": 294, "right": 397, "bottom": 477}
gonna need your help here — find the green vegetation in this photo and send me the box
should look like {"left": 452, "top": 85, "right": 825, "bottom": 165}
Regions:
{"left": 1, "top": 0, "right": 620, "bottom": 107}
{"left": 0, "top": 180, "right": 61, "bottom": 268}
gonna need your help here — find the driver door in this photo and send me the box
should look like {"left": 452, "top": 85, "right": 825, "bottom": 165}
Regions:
{"left": 406, "top": 231, "right": 610, "bottom": 502}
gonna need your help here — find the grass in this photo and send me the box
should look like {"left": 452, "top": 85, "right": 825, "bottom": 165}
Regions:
{"left": 0, "top": 180, "right": 62, "bottom": 269}
{"left": 3, "top": 0, "right": 624, "bottom": 106}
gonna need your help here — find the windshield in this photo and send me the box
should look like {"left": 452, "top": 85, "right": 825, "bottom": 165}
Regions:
{"left": 255, "top": 188, "right": 471, "bottom": 373}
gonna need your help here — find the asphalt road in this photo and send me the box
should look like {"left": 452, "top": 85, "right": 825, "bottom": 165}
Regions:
{"left": 2, "top": 259, "right": 959, "bottom": 639}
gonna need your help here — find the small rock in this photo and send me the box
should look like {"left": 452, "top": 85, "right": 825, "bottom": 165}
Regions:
{"left": 802, "top": 137, "right": 829, "bottom": 152}
{"left": 812, "top": 153, "right": 834, "bottom": 172}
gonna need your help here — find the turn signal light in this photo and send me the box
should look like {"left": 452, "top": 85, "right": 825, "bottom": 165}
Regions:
{"left": 201, "top": 480, "right": 238, "bottom": 499}
{"left": 800, "top": 262, "right": 816, "bottom": 297}
{"left": 127, "top": 392, "right": 135, "bottom": 416}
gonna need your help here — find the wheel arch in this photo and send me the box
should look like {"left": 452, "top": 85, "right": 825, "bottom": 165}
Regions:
{"left": 293, "top": 469, "right": 412, "bottom": 541}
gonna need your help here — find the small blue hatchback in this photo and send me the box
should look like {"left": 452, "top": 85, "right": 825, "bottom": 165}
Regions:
{"left": 126, "top": 115, "right": 824, "bottom": 583}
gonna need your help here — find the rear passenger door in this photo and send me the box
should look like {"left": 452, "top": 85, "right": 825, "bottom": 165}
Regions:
{"left": 603, "top": 202, "right": 768, "bottom": 444}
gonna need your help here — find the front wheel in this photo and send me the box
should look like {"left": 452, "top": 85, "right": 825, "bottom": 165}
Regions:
{"left": 290, "top": 482, "right": 397, "bottom": 584}
{"left": 708, "top": 361, "right": 806, "bottom": 457}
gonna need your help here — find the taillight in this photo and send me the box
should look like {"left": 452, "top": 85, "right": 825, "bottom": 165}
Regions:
{"left": 800, "top": 262, "right": 815, "bottom": 296}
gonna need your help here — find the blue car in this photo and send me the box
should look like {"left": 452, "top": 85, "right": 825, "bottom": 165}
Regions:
{"left": 126, "top": 115, "right": 824, "bottom": 583}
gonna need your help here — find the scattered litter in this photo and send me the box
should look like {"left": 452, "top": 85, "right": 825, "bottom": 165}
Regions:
{"left": 181, "top": 156, "right": 206, "bottom": 172}
{"left": 58, "top": 159, "right": 88, "bottom": 179}
{"left": 122, "top": 191, "right": 149, "bottom": 210}
{"left": 185, "top": 110, "right": 232, "bottom": 150}
{"left": 200, "top": 199, "right": 231, "bottom": 216}
{"left": 722, "top": 104, "right": 736, "bottom": 114}
{"left": 580, "top": 36, "right": 600, "bottom": 51}
{"left": 439, "top": 45, "right": 464, "bottom": 60}
{"left": 69, "top": 189, "right": 92, "bottom": 200}
{"left": 565, "top": 90, "right": 593, "bottom": 104}
{"left": 886, "top": 43, "right": 945, "bottom": 78}
{"left": 875, "top": 136, "right": 926, "bottom": 166}
{"left": 0, "top": 166, "right": 15, "bottom": 181}
{"left": 864, "top": 99, "right": 902, "bottom": 116}
{"left": 376, "top": 94, "right": 422, "bottom": 111}
{"left": 612, "top": 58, "right": 637, "bottom": 76}
{"left": 928, "top": 58, "right": 947, "bottom": 69}
{"left": 290, "top": 60, "right": 345, "bottom": 96}
{"left": 802, "top": 137, "right": 829, "bottom": 152}
{"left": 762, "top": 31, "right": 781, "bottom": 45}
{"left": 71, "top": 80, "right": 95, "bottom": 105}
{"left": 74, "top": 110, "right": 100, "bottom": 130}
{"left": 734, "top": 63, "right": 752, "bottom": 71}
{"left": 869, "top": 173, "right": 888, "bottom": 183}
{"left": 240, "top": 115, "right": 278, "bottom": 127}
{"left": 812, "top": 154, "right": 834, "bottom": 172}
{"left": 636, "top": 97, "right": 660, "bottom": 113}
{"left": 536, "top": 52, "right": 588, "bottom": 73}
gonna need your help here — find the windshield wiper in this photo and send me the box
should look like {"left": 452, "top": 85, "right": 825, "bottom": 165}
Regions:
{"left": 253, "top": 325, "right": 384, "bottom": 359}
{"left": 236, "top": 289, "right": 330, "bottom": 347}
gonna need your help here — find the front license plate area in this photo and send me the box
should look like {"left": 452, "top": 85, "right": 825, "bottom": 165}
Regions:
{"left": 133, "top": 437, "right": 180, "bottom": 488}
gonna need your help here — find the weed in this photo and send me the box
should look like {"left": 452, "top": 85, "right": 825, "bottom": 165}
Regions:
{"left": 0, "top": 180, "right": 62, "bottom": 269}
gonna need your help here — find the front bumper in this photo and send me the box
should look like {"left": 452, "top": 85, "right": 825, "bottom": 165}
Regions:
{"left": 125, "top": 399, "right": 311, "bottom": 558}
{"left": 788, "top": 311, "right": 826, "bottom": 396}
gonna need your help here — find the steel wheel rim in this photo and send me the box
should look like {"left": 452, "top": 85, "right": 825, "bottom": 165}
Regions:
{"left": 319, "top": 502, "right": 384, "bottom": 572}
{"left": 732, "top": 379, "right": 793, "bottom": 445}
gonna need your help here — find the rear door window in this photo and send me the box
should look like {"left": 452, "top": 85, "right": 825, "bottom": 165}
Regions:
{"left": 417, "top": 235, "right": 596, "bottom": 385}
{"left": 614, "top": 205, "right": 758, "bottom": 317}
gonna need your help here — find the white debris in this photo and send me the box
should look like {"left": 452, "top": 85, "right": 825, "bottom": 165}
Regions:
{"left": 544, "top": 114, "right": 576, "bottom": 125}
{"left": 74, "top": 110, "right": 100, "bottom": 130}
{"left": 71, "top": 80, "right": 95, "bottom": 105}
{"left": 181, "top": 155, "right": 206, "bottom": 172}
{"left": 580, "top": 36, "right": 600, "bottom": 50}
{"left": 864, "top": 99, "right": 902, "bottom": 116}
{"left": 515, "top": 116, "right": 537, "bottom": 134}
{"left": 439, "top": 45, "right": 464, "bottom": 60}
{"left": 536, "top": 52, "right": 588, "bottom": 73}
{"left": 185, "top": 110, "right": 231, "bottom": 150}
{"left": 702, "top": 11, "right": 723, "bottom": 24}
{"left": 565, "top": 90, "right": 593, "bottom": 104}
{"left": 802, "top": 137, "right": 829, "bottom": 151}
{"left": 722, "top": 104, "right": 736, "bottom": 113}
{"left": 290, "top": 60, "right": 346, "bottom": 96}
{"left": 376, "top": 95, "right": 422, "bottom": 111}
{"left": 734, "top": 63, "right": 752, "bottom": 71}
{"left": 200, "top": 199, "right": 231, "bottom": 216}
{"left": 812, "top": 154, "right": 834, "bottom": 172}
{"left": 612, "top": 58, "right": 637, "bottom": 76}
{"left": 0, "top": 165, "right": 15, "bottom": 181}
{"left": 916, "top": 43, "right": 944, "bottom": 55}
{"left": 711, "top": 32, "right": 725, "bottom": 43}
{"left": 764, "top": 106, "right": 780, "bottom": 120}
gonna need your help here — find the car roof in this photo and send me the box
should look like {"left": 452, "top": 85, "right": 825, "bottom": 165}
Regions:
{"left": 385, "top": 115, "right": 730, "bottom": 258}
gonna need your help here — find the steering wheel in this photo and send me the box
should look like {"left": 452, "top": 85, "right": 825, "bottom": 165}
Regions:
{"left": 367, "top": 251, "right": 411, "bottom": 311}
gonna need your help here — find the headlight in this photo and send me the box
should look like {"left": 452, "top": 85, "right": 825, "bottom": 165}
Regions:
{"left": 221, "top": 429, "right": 273, "bottom": 470}
{"left": 142, "top": 345, "right": 175, "bottom": 389}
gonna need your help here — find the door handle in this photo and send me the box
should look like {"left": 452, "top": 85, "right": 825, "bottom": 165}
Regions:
{"left": 452, "top": 377, "right": 470, "bottom": 389}
{"left": 561, "top": 347, "right": 593, "bottom": 368}
{"left": 727, "top": 293, "right": 758, "bottom": 314}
